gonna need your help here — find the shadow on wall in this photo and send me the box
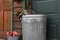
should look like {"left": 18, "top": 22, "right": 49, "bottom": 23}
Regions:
{"left": 19, "top": 35, "right": 22, "bottom": 40}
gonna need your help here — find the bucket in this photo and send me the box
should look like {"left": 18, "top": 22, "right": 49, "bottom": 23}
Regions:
{"left": 7, "top": 36, "right": 19, "bottom": 40}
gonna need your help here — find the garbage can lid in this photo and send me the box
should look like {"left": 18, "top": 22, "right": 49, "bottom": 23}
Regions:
{"left": 22, "top": 14, "right": 46, "bottom": 19}
{"left": 22, "top": 14, "right": 47, "bottom": 22}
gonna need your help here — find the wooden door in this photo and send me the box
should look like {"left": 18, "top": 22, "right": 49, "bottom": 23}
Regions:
{"left": 0, "top": 0, "right": 22, "bottom": 38}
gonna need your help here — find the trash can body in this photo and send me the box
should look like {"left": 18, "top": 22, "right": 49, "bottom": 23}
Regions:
{"left": 22, "top": 15, "right": 47, "bottom": 40}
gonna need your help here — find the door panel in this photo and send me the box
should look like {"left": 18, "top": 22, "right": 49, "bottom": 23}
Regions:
{"left": 4, "top": 11, "right": 11, "bottom": 31}
{"left": 0, "top": 11, "right": 3, "bottom": 31}
{"left": 0, "top": 0, "right": 3, "bottom": 10}
{"left": 3, "top": 0, "right": 11, "bottom": 10}
{"left": 0, "top": 11, "right": 3, "bottom": 37}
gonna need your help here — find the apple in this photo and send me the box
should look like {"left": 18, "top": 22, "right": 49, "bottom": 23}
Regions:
{"left": 6, "top": 31, "right": 19, "bottom": 36}
{"left": 13, "top": 31, "right": 18, "bottom": 36}
{"left": 9, "top": 32, "right": 13, "bottom": 36}
{"left": 7, "top": 32, "right": 9, "bottom": 36}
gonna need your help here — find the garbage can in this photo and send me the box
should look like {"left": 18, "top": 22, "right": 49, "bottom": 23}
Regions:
{"left": 7, "top": 36, "right": 19, "bottom": 40}
{"left": 22, "top": 14, "right": 47, "bottom": 40}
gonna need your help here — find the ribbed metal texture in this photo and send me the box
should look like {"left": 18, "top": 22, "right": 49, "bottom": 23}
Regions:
{"left": 7, "top": 36, "right": 19, "bottom": 40}
{"left": 22, "top": 15, "right": 47, "bottom": 40}
{"left": 32, "top": 0, "right": 57, "bottom": 40}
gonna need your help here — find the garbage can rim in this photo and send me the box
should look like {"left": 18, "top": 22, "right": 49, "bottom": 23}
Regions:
{"left": 23, "top": 14, "right": 46, "bottom": 17}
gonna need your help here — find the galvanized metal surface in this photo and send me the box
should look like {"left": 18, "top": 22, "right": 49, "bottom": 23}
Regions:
{"left": 7, "top": 36, "right": 19, "bottom": 40}
{"left": 22, "top": 15, "right": 47, "bottom": 40}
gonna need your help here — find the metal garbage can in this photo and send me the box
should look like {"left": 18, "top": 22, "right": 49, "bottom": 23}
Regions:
{"left": 22, "top": 14, "right": 47, "bottom": 40}
{"left": 7, "top": 36, "right": 19, "bottom": 40}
